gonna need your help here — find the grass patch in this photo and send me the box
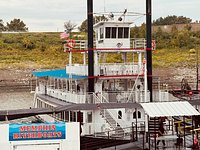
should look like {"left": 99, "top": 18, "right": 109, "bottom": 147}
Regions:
{"left": 0, "top": 32, "right": 199, "bottom": 70}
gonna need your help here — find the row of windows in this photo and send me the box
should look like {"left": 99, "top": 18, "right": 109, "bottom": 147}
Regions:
{"left": 99, "top": 27, "right": 129, "bottom": 39}
{"left": 37, "top": 100, "right": 141, "bottom": 122}
{"left": 37, "top": 99, "right": 83, "bottom": 122}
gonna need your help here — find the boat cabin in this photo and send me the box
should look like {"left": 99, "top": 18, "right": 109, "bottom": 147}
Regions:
{"left": 94, "top": 21, "right": 132, "bottom": 49}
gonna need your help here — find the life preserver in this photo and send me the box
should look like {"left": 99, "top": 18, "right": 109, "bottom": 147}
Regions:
{"left": 66, "top": 39, "right": 76, "bottom": 48}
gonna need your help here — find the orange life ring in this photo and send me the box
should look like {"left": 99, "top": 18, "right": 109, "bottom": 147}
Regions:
{"left": 66, "top": 39, "right": 76, "bottom": 48}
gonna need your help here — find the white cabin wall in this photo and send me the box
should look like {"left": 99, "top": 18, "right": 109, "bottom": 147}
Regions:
{"left": 97, "top": 39, "right": 130, "bottom": 48}
{"left": 83, "top": 110, "right": 111, "bottom": 134}
{"left": 109, "top": 108, "right": 145, "bottom": 127}
{"left": 93, "top": 110, "right": 109, "bottom": 133}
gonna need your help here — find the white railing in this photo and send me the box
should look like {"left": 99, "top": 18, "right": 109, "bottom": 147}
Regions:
{"left": 47, "top": 88, "right": 86, "bottom": 103}
{"left": 65, "top": 63, "right": 143, "bottom": 76}
{"left": 64, "top": 40, "right": 87, "bottom": 50}
{"left": 63, "top": 39, "right": 148, "bottom": 50}
{"left": 153, "top": 90, "right": 169, "bottom": 102}
{"left": 98, "top": 63, "right": 143, "bottom": 76}
{"left": 132, "top": 38, "right": 146, "bottom": 49}
{"left": 131, "top": 38, "right": 156, "bottom": 50}
{"left": 101, "top": 91, "right": 148, "bottom": 103}
{"left": 37, "top": 85, "right": 150, "bottom": 104}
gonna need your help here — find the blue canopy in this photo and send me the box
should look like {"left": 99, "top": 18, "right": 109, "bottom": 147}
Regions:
{"left": 32, "top": 69, "right": 87, "bottom": 79}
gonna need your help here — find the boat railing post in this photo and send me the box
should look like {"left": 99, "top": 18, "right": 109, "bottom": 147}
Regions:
{"left": 183, "top": 116, "right": 186, "bottom": 148}
{"left": 132, "top": 122, "right": 135, "bottom": 142}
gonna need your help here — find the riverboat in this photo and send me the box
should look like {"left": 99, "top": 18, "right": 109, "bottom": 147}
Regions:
{"left": 32, "top": 12, "right": 170, "bottom": 138}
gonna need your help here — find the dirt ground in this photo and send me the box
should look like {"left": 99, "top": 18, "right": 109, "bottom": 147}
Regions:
{"left": 0, "top": 69, "right": 33, "bottom": 82}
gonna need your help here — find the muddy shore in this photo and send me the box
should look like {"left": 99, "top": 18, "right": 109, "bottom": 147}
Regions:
{"left": 0, "top": 67, "right": 198, "bottom": 92}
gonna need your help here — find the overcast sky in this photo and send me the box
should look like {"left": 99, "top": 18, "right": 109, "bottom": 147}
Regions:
{"left": 0, "top": 0, "right": 199, "bottom": 32}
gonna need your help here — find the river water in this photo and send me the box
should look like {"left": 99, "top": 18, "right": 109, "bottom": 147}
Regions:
{"left": 0, "top": 91, "right": 34, "bottom": 110}
{"left": 0, "top": 91, "right": 37, "bottom": 124}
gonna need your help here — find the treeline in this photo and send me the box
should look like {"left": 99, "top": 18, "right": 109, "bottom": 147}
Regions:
{"left": 131, "top": 15, "right": 200, "bottom": 49}
{"left": 0, "top": 18, "right": 28, "bottom": 32}
{"left": 153, "top": 15, "right": 193, "bottom": 25}
{"left": 131, "top": 24, "right": 200, "bottom": 49}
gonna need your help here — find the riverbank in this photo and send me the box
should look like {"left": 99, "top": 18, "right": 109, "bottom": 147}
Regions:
{"left": 0, "top": 67, "right": 198, "bottom": 92}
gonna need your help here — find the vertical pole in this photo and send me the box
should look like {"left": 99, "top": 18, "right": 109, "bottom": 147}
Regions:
{"left": 146, "top": 0, "right": 153, "bottom": 102}
{"left": 132, "top": 122, "right": 135, "bottom": 142}
{"left": 69, "top": 111, "right": 71, "bottom": 122}
{"left": 192, "top": 116, "right": 194, "bottom": 149}
{"left": 143, "top": 130, "right": 145, "bottom": 150}
{"left": 136, "top": 108, "right": 138, "bottom": 141}
{"left": 144, "top": 58, "right": 148, "bottom": 102}
{"left": 196, "top": 49, "right": 199, "bottom": 90}
{"left": 87, "top": 0, "right": 94, "bottom": 98}
{"left": 183, "top": 116, "right": 186, "bottom": 148}
{"left": 154, "top": 118, "right": 156, "bottom": 150}
{"left": 148, "top": 116, "right": 151, "bottom": 150}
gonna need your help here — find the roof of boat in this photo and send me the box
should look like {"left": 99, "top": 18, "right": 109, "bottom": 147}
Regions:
{"left": 32, "top": 69, "right": 87, "bottom": 79}
{"left": 141, "top": 101, "right": 200, "bottom": 117}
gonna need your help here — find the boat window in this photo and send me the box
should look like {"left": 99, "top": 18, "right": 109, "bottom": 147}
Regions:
{"left": 138, "top": 111, "right": 141, "bottom": 118}
{"left": 124, "top": 27, "right": 129, "bottom": 38}
{"left": 133, "top": 111, "right": 136, "bottom": 119}
{"left": 87, "top": 112, "right": 92, "bottom": 123}
{"left": 112, "top": 27, "right": 117, "bottom": 38}
{"left": 118, "top": 110, "right": 122, "bottom": 119}
{"left": 65, "top": 111, "right": 69, "bottom": 121}
{"left": 133, "top": 111, "right": 141, "bottom": 119}
{"left": 69, "top": 111, "right": 77, "bottom": 122}
{"left": 100, "top": 27, "right": 104, "bottom": 39}
{"left": 106, "top": 27, "right": 111, "bottom": 38}
{"left": 118, "top": 27, "right": 123, "bottom": 38}
{"left": 61, "top": 112, "right": 64, "bottom": 121}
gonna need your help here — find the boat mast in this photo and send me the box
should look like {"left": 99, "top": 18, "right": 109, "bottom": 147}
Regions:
{"left": 146, "top": 0, "right": 153, "bottom": 102}
{"left": 87, "top": 0, "right": 95, "bottom": 100}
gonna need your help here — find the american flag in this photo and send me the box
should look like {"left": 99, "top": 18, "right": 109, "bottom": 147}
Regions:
{"left": 60, "top": 32, "right": 69, "bottom": 39}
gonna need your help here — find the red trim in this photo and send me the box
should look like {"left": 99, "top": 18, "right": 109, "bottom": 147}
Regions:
{"left": 64, "top": 47, "right": 153, "bottom": 53}
{"left": 88, "top": 74, "right": 144, "bottom": 79}
{"left": 146, "top": 48, "right": 152, "bottom": 50}
{"left": 92, "top": 48, "right": 146, "bottom": 51}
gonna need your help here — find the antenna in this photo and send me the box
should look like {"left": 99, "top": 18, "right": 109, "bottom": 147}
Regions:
{"left": 104, "top": 0, "right": 106, "bottom": 12}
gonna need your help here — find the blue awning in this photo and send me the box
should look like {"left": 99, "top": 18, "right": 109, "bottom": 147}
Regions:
{"left": 32, "top": 69, "right": 87, "bottom": 79}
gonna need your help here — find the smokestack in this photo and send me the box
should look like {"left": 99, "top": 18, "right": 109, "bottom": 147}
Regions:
{"left": 146, "top": 0, "right": 153, "bottom": 102}
{"left": 87, "top": 0, "right": 94, "bottom": 95}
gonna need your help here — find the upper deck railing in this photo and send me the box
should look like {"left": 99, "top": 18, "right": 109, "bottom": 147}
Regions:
{"left": 63, "top": 38, "right": 149, "bottom": 51}
{"left": 66, "top": 63, "right": 144, "bottom": 76}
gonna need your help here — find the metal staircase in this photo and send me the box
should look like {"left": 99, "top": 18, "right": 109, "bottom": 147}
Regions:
{"left": 148, "top": 117, "right": 160, "bottom": 137}
{"left": 93, "top": 93, "right": 130, "bottom": 138}
{"left": 100, "top": 109, "right": 125, "bottom": 138}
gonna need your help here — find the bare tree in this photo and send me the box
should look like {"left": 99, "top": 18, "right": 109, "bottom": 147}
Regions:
{"left": 64, "top": 21, "right": 77, "bottom": 33}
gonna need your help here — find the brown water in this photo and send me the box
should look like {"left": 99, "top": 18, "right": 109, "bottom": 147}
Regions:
{"left": 0, "top": 91, "right": 38, "bottom": 124}
{"left": 0, "top": 91, "right": 34, "bottom": 110}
